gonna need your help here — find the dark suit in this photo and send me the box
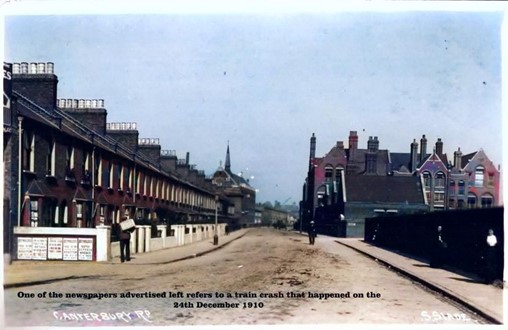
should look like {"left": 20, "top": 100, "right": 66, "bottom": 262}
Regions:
{"left": 308, "top": 224, "right": 317, "bottom": 245}
{"left": 118, "top": 225, "right": 131, "bottom": 262}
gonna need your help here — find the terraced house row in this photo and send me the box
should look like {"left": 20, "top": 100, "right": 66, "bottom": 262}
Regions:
{"left": 3, "top": 62, "right": 256, "bottom": 261}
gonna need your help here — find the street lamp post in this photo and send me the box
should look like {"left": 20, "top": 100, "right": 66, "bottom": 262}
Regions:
{"left": 213, "top": 195, "right": 219, "bottom": 245}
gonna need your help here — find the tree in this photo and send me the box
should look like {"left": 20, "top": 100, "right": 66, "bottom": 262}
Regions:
{"left": 262, "top": 201, "right": 273, "bottom": 208}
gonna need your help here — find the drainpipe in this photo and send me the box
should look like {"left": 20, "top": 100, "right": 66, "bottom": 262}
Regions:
{"left": 17, "top": 115, "right": 23, "bottom": 227}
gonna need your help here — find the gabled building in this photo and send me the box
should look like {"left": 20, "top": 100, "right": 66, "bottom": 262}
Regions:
{"left": 301, "top": 132, "right": 428, "bottom": 237}
{"left": 212, "top": 144, "right": 256, "bottom": 228}
{"left": 389, "top": 135, "right": 500, "bottom": 211}
{"left": 454, "top": 149, "right": 500, "bottom": 209}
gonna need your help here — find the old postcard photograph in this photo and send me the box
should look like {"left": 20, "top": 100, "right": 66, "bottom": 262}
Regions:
{"left": 1, "top": 0, "right": 505, "bottom": 328}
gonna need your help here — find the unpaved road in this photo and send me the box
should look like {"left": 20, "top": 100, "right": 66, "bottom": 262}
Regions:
{"left": 4, "top": 228, "right": 483, "bottom": 326}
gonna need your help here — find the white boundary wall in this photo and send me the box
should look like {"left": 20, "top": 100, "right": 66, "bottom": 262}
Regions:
{"left": 110, "top": 223, "right": 226, "bottom": 260}
{"left": 14, "top": 223, "right": 226, "bottom": 262}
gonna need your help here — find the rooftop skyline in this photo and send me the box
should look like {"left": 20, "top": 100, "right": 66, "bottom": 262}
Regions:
{"left": 3, "top": 2, "right": 505, "bottom": 204}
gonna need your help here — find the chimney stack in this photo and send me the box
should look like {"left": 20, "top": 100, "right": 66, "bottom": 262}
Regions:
{"left": 160, "top": 150, "right": 177, "bottom": 173}
{"left": 367, "top": 136, "right": 379, "bottom": 152}
{"left": 410, "top": 139, "right": 419, "bottom": 172}
{"left": 454, "top": 147, "right": 463, "bottom": 170}
{"left": 309, "top": 133, "right": 316, "bottom": 171}
{"left": 12, "top": 62, "right": 58, "bottom": 113}
{"left": 419, "top": 134, "right": 427, "bottom": 162}
{"left": 60, "top": 99, "right": 107, "bottom": 135}
{"left": 435, "top": 138, "right": 443, "bottom": 156}
{"left": 138, "top": 138, "right": 161, "bottom": 166}
{"left": 106, "top": 122, "right": 139, "bottom": 152}
{"left": 348, "top": 131, "right": 358, "bottom": 160}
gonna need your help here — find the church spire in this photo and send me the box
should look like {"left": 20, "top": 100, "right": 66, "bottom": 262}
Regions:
{"left": 225, "top": 141, "right": 231, "bottom": 172}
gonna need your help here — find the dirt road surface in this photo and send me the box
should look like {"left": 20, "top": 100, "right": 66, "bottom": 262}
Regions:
{"left": 4, "top": 228, "right": 483, "bottom": 326}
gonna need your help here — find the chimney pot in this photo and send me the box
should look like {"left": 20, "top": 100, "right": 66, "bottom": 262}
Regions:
{"left": 20, "top": 62, "right": 28, "bottom": 73}
{"left": 37, "top": 62, "right": 45, "bottom": 73}
{"left": 46, "top": 62, "right": 54, "bottom": 74}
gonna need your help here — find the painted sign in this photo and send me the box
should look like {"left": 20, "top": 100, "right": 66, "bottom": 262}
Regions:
{"left": 3, "top": 62, "right": 12, "bottom": 130}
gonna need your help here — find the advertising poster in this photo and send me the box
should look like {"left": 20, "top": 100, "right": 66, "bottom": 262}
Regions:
{"left": 78, "top": 238, "right": 93, "bottom": 261}
{"left": 16, "top": 237, "right": 33, "bottom": 260}
{"left": 62, "top": 238, "right": 78, "bottom": 261}
{"left": 48, "top": 237, "right": 63, "bottom": 260}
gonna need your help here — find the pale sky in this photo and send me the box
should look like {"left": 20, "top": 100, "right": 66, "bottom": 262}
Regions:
{"left": 3, "top": 1, "right": 505, "bottom": 205}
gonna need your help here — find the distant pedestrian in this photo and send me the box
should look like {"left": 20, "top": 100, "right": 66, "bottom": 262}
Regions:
{"left": 430, "top": 225, "right": 447, "bottom": 268}
{"left": 308, "top": 221, "right": 317, "bottom": 245}
{"left": 483, "top": 228, "right": 498, "bottom": 284}
{"left": 118, "top": 217, "right": 133, "bottom": 263}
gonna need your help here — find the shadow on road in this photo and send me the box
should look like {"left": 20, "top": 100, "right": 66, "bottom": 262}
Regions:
{"left": 412, "top": 264, "right": 431, "bottom": 268}
{"left": 449, "top": 277, "right": 485, "bottom": 284}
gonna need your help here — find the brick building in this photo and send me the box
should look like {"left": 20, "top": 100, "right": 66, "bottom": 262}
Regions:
{"left": 390, "top": 135, "right": 501, "bottom": 211}
{"left": 300, "top": 130, "right": 500, "bottom": 237}
{"left": 3, "top": 62, "right": 235, "bottom": 259}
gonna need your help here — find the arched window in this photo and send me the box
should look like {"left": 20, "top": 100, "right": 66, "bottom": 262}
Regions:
{"left": 467, "top": 193, "right": 477, "bottom": 209}
{"left": 481, "top": 194, "right": 493, "bottom": 208}
{"left": 22, "top": 130, "right": 35, "bottom": 172}
{"left": 335, "top": 165, "right": 344, "bottom": 183}
{"left": 475, "top": 166, "right": 485, "bottom": 187}
{"left": 458, "top": 180, "right": 465, "bottom": 195}
{"left": 324, "top": 165, "right": 333, "bottom": 182}
{"left": 422, "top": 171, "right": 431, "bottom": 189}
{"left": 448, "top": 180, "right": 455, "bottom": 196}
{"left": 435, "top": 172, "right": 445, "bottom": 188}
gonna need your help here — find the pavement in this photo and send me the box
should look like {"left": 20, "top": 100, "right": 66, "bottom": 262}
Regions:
{"left": 3, "top": 228, "right": 249, "bottom": 289}
{"left": 2, "top": 228, "right": 504, "bottom": 324}
{"left": 335, "top": 237, "right": 505, "bottom": 324}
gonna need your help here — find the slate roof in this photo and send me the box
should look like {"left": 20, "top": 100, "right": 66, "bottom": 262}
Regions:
{"left": 345, "top": 148, "right": 390, "bottom": 175}
{"left": 389, "top": 151, "right": 449, "bottom": 172}
{"left": 461, "top": 152, "right": 477, "bottom": 169}
{"left": 389, "top": 152, "right": 413, "bottom": 173}
{"left": 226, "top": 169, "right": 252, "bottom": 187}
{"left": 345, "top": 175, "right": 425, "bottom": 204}
{"left": 13, "top": 91, "right": 208, "bottom": 192}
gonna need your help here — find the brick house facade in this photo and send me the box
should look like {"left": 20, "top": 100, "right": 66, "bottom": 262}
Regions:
{"left": 3, "top": 62, "right": 237, "bottom": 257}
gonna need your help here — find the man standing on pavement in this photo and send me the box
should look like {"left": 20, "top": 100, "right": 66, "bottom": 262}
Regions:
{"left": 430, "top": 225, "right": 447, "bottom": 268}
{"left": 308, "top": 221, "right": 317, "bottom": 245}
{"left": 118, "top": 216, "right": 133, "bottom": 263}
{"left": 483, "top": 228, "right": 498, "bottom": 284}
